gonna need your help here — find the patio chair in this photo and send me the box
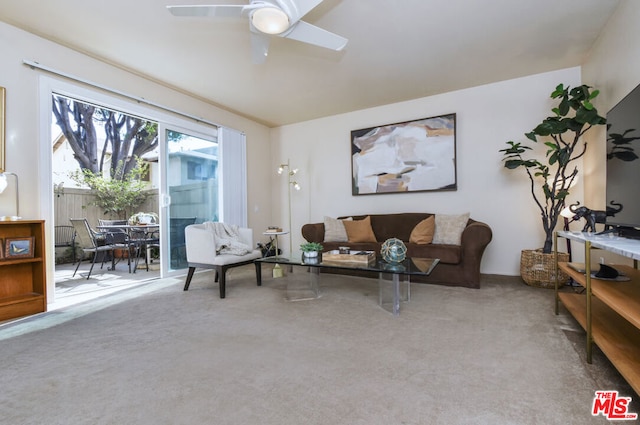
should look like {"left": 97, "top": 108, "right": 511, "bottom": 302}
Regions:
{"left": 97, "top": 219, "right": 141, "bottom": 273}
{"left": 54, "top": 225, "right": 77, "bottom": 264}
{"left": 70, "top": 218, "right": 118, "bottom": 279}
{"left": 128, "top": 227, "right": 159, "bottom": 272}
{"left": 183, "top": 222, "right": 262, "bottom": 298}
{"left": 98, "top": 219, "right": 128, "bottom": 233}
{"left": 170, "top": 217, "right": 197, "bottom": 268}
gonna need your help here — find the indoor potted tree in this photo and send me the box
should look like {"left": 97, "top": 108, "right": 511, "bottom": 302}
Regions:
{"left": 499, "top": 83, "right": 606, "bottom": 287}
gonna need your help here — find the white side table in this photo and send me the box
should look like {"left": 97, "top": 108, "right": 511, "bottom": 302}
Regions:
{"left": 263, "top": 230, "right": 289, "bottom": 278}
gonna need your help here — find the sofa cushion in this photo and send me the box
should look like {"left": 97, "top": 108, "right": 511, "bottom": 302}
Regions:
{"left": 406, "top": 243, "right": 462, "bottom": 264}
{"left": 343, "top": 213, "right": 431, "bottom": 242}
{"left": 433, "top": 213, "right": 470, "bottom": 245}
{"left": 409, "top": 216, "right": 435, "bottom": 244}
{"left": 344, "top": 216, "right": 377, "bottom": 243}
{"left": 324, "top": 216, "right": 352, "bottom": 242}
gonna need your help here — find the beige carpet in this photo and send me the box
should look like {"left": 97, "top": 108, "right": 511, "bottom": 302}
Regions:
{"left": 0, "top": 265, "right": 637, "bottom": 425}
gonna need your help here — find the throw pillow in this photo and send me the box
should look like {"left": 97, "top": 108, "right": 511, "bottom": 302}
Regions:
{"left": 343, "top": 216, "right": 377, "bottom": 243}
{"left": 409, "top": 216, "right": 435, "bottom": 244}
{"left": 324, "top": 216, "right": 352, "bottom": 242}
{"left": 432, "top": 213, "right": 470, "bottom": 245}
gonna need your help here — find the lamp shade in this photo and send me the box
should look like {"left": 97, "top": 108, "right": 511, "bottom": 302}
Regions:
{"left": 560, "top": 206, "right": 574, "bottom": 219}
{"left": 251, "top": 7, "right": 289, "bottom": 34}
{"left": 0, "top": 172, "right": 19, "bottom": 217}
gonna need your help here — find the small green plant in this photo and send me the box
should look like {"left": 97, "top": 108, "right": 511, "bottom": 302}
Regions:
{"left": 300, "top": 242, "right": 323, "bottom": 252}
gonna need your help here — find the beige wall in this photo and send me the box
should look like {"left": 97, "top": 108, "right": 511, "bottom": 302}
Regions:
{"left": 271, "top": 67, "right": 582, "bottom": 275}
{"left": 580, "top": 0, "right": 640, "bottom": 266}
{"left": 582, "top": 0, "right": 640, "bottom": 208}
{"left": 0, "top": 22, "right": 273, "bottom": 300}
{"left": 269, "top": 0, "right": 640, "bottom": 277}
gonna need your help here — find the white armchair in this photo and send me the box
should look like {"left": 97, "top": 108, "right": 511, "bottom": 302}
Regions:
{"left": 183, "top": 222, "right": 262, "bottom": 298}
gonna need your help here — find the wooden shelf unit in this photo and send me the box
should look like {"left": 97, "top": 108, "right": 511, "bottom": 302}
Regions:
{"left": 555, "top": 231, "right": 640, "bottom": 396}
{"left": 0, "top": 220, "right": 47, "bottom": 321}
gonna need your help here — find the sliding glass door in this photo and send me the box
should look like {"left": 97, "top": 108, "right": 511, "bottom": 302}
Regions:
{"left": 161, "top": 126, "right": 219, "bottom": 273}
{"left": 42, "top": 77, "right": 245, "bottom": 298}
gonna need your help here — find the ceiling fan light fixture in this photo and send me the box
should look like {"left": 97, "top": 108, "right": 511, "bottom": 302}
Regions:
{"left": 251, "top": 7, "right": 289, "bottom": 34}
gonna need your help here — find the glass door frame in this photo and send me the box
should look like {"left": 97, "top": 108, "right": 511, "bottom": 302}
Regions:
{"left": 158, "top": 122, "right": 219, "bottom": 278}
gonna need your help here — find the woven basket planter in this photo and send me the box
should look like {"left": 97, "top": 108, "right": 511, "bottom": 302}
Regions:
{"left": 520, "top": 249, "right": 570, "bottom": 289}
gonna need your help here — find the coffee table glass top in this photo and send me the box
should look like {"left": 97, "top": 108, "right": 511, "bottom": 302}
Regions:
{"left": 255, "top": 252, "right": 439, "bottom": 276}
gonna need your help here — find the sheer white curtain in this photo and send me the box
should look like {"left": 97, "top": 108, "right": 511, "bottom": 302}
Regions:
{"left": 219, "top": 127, "right": 248, "bottom": 227}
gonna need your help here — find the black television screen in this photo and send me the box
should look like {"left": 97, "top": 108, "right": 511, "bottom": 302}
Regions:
{"left": 605, "top": 82, "right": 640, "bottom": 235}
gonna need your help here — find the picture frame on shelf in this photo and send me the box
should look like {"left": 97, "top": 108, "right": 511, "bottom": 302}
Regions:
{"left": 351, "top": 113, "right": 457, "bottom": 195}
{"left": 5, "top": 236, "right": 35, "bottom": 259}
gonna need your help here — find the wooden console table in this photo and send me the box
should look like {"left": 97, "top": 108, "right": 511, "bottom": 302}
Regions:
{"left": 554, "top": 231, "right": 640, "bottom": 395}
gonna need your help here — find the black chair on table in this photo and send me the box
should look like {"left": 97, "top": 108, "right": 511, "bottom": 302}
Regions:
{"left": 54, "top": 225, "right": 77, "bottom": 264}
{"left": 97, "top": 219, "right": 128, "bottom": 231}
{"left": 128, "top": 227, "right": 159, "bottom": 272}
{"left": 97, "top": 219, "right": 140, "bottom": 272}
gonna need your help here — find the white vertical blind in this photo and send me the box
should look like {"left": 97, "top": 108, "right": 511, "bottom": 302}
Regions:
{"left": 219, "top": 127, "right": 248, "bottom": 227}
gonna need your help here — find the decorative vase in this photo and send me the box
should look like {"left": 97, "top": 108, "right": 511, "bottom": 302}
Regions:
{"left": 303, "top": 251, "right": 319, "bottom": 258}
{"left": 520, "top": 249, "right": 570, "bottom": 289}
{"left": 380, "top": 238, "right": 407, "bottom": 263}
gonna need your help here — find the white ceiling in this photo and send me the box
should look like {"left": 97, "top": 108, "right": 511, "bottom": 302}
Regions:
{"left": 0, "top": 0, "right": 621, "bottom": 127}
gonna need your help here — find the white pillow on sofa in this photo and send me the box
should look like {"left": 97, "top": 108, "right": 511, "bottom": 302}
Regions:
{"left": 324, "top": 216, "right": 352, "bottom": 242}
{"left": 432, "top": 213, "right": 470, "bottom": 245}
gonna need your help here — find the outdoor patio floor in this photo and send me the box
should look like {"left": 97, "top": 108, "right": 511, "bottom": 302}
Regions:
{"left": 53, "top": 260, "right": 162, "bottom": 311}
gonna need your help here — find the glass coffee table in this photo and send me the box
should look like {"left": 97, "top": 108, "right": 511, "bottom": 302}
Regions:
{"left": 254, "top": 253, "right": 439, "bottom": 316}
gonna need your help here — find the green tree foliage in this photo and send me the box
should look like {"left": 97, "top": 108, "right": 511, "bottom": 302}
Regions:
{"left": 69, "top": 158, "right": 150, "bottom": 219}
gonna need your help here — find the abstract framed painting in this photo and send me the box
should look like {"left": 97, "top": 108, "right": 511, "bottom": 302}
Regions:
{"left": 351, "top": 113, "right": 457, "bottom": 195}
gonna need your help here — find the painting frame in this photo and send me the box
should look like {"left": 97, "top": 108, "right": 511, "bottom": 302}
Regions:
{"left": 351, "top": 113, "right": 457, "bottom": 196}
{"left": 5, "top": 237, "right": 35, "bottom": 259}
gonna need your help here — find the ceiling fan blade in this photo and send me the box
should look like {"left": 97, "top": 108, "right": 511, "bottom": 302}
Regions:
{"left": 251, "top": 31, "right": 271, "bottom": 64}
{"left": 284, "top": 0, "right": 323, "bottom": 21}
{"left": 283, "top": 20, "right": 347, "bottom": 51}
{"left": 166, "top": 5, "right": 245, "bottom": 18}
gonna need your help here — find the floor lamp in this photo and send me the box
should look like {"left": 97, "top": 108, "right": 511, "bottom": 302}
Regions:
{"left": 277, "top": 159, "right": 300, "bottom": 256}
{"left": 0, "top": 171, "right": 19, "bottom": 218}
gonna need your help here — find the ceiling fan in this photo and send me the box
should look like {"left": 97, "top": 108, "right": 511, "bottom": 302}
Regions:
{"left": 167, "top": 0, "right": 348, "bottom": 63}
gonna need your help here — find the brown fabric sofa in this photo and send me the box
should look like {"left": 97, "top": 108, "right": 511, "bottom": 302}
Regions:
{"left": 301, "top": 213, "right": 492, "bottom": 288}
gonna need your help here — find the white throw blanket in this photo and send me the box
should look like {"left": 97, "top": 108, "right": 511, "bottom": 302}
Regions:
{"left": 204, "top": 222, "right": 252, "bottom": 256}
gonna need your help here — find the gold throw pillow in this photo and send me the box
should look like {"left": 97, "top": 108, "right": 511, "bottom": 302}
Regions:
{"left": 409, "top": 216, "right": 435, "bottom": 244}
{"left": 343, "top": 216, "right": 377, "bottom": 243}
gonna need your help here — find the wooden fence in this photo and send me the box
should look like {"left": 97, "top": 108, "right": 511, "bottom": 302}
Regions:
{"left": 54, "top": 181, "right": 217, "bottom": 227}
{"left": 54, "top": 188, "right": 159, "bottom": 228}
